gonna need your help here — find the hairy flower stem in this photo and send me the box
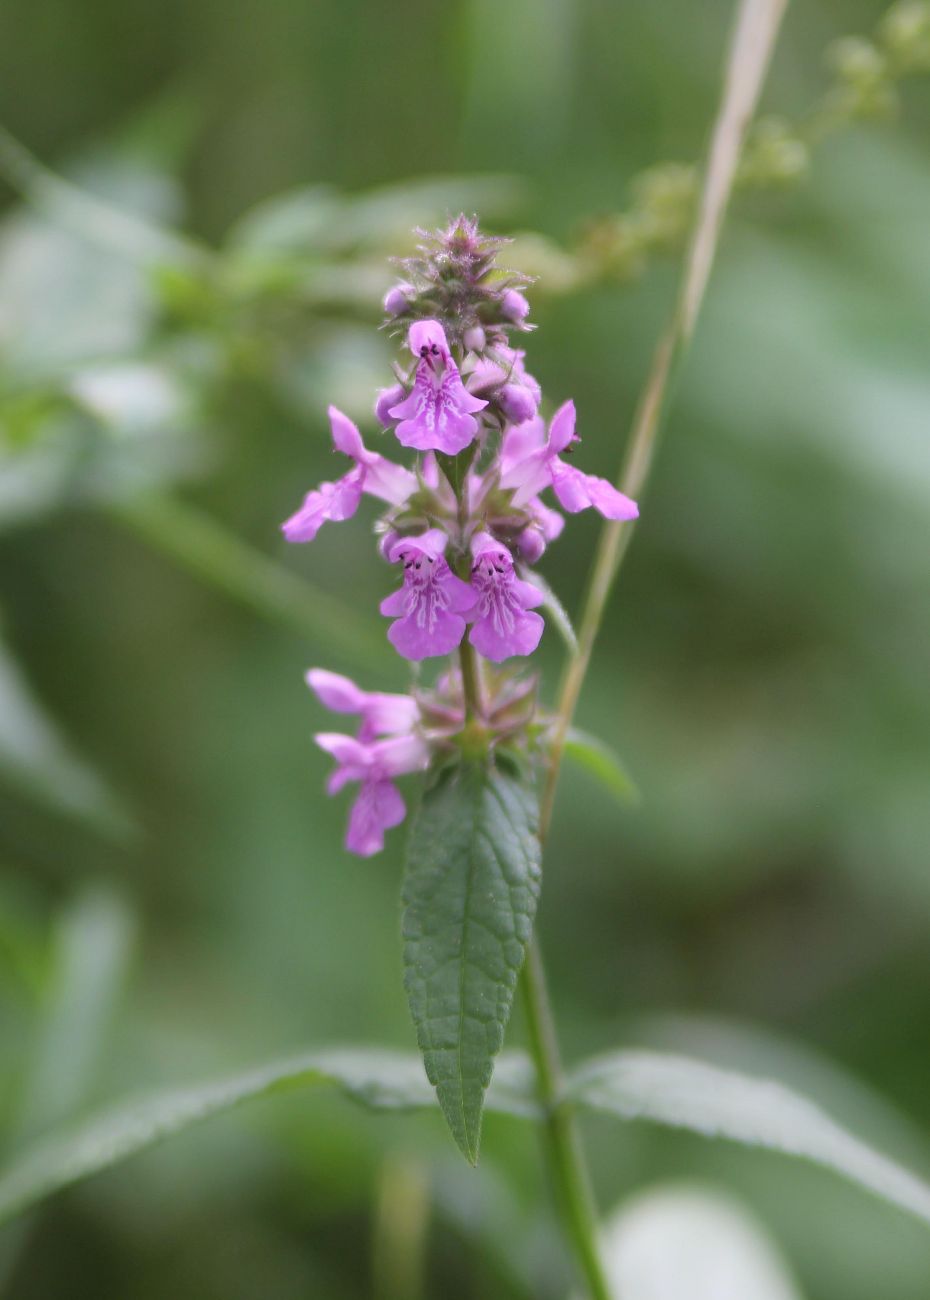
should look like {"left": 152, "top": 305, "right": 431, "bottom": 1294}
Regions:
{"left": 521, "top": 2, "right": 790, "bottom": 1296}
{"left": 442, "top": 445, "right": 485, "bottom": 724}
{"left": 458, "top": 637, "right": 483, "bottom": 724}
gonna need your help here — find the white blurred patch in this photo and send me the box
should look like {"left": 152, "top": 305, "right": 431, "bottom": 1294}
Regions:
{"left": 70, "top": 363, "right": 184, "bottom": 434}
{"left": 588, "top": 1183, "right": 803, "bottom": 1300}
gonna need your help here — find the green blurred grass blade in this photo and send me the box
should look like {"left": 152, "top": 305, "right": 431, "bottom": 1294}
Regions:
{"left": 17, "top": 889, "right": 135, "bottom": 1136}
{"left": 0, "top": 1049, "right": 537, "bottom": 1225}
{"left": 0, "top": 125, "right": 206, "bottom": 269}
{"left": 0, "top": 633, "right": 135, "bottom": 841}
{"left": 0, "top": 890, "right": 136, "bottom": 1290}
{"left": 402, "top": 760, "right": 542, "bottom": 1163}
{"left": 562, "top": 728, "right": 640, "bottom": 806}
{"left": 565, "top": 1051, "right": 930, "bottom": 1228}
{"left": 109, "top": 493, "right": 387, "bottom": 672}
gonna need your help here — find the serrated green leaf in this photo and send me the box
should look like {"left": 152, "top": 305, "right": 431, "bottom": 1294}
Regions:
{"left": 565, "top": 1050, "right": 930, "bottom": 1228}
{"left": 402, "top": 759, "right": 542, "bottom": 1163}
{"left": 562, "top": 727, "right": 640, "bottom": 806}
{"left": 0, "top": 1048, "right": 538, "bottom": 1226}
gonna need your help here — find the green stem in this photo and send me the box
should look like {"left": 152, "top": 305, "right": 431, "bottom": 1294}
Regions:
{"left": 521, "top": 937, "right": 612, "bottom": 1300}
{"left": 521, "top": 4, "right": 790, "bottom": 1297}
{"left": 107, "top": 493, "right": 387, "bottom": 673}
{"left": 458, "top": 637, "right": 482, "bottom": 723}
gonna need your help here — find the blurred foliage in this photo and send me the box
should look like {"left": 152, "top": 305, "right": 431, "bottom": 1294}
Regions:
{"left": 1, "top": 0, "right": 930, "bottom": 1297}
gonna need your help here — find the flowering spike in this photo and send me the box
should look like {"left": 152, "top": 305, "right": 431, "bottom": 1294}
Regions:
{"left": 289, "top": 215, "right": 640, "bottom": 855}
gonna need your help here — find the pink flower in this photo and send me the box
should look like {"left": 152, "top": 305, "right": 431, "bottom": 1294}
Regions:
{"left": 387, "top": 321, "right": 487, "bottom": 455}
{"left": 468, "top": 347, "right": 541, "bottom": 424}
{"left": 375, "top": 383, "right": 406, "bottom": 428}
{"left": 315, "top": 732, "right": 428, "bottom": 857}
{"left": 383, "top": 283, "right": 414, "bottom": 316}
{"left": 306, "top": 669, "right": 419, "bottom": 741}
{"left": 499, "top": 400, "right": 639, "bottom": 521}
{"left": 380, "top": 529, "right": 475, "bottom": 661}
{"left": 517, "top": 497, "right": 565, "bottom": 563}
{"left": 282, "top": 407, "right": 417, "bottom": 543}
{"left": 468, "top": 533, "right": 544, "bottom": 662}
{"left": 501, "top": 288, "right": 530, "bottom": 324}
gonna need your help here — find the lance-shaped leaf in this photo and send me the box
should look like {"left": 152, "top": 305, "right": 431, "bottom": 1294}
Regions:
{"left": 565, "top": 1050, "right": 930, "bottom": 1228}
{"left": 0, "top": 1049, "right": 539, "bottom": 1226}
{"left": 563, "top": 727, "right": 640, "bottom": 806}
{"left": 402, "top": 758, "right": 542, "bottom": 1163}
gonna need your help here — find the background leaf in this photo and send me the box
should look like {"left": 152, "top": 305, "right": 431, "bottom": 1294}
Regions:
{"left": 402, "top": 759, "right": 542, "bottom": 1162}
{"left": 566, "top": 1051, "right": 930, "bottom": 1228}
{"left": 0, "top": 1048, "right": 537, "bottom": 1226}
{"left": 562, "top": 728, "right": 640, "bottom": 806}
{"left": 0, "top": 633, "right": 134, "bottom": 839}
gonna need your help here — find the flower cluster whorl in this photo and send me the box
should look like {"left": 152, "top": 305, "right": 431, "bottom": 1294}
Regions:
{"left": 282, "top": 216, "right": 639, "bottom": 855}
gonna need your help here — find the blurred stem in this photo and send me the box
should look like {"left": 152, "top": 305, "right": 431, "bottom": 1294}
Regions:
{"left": 107, "top": 493, "right": 387, "bottom": 672}
{"left": 543, "top": 0, "right": 790, "bottom": 838}
{"left": 371, "top": 1155, "right": 430, "bottom": 1300}
{"left": 521, "top": 3, "right": 790, "bottom": 1297}
{"left": 521, "top": 937, "right": 612, "bottom": 1300}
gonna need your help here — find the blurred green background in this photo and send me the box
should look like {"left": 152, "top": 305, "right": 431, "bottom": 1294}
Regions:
{"left": 1, "top": 0, "right": 929, "bottom": 1296}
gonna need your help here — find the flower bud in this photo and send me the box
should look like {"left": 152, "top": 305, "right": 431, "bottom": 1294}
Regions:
{"left": 501, "top": 289, "right": 530, "bottom": 324}
{"left": 383, "top": 283, "right": 415, "bottom": 316}
{"left": 498, "top": 383, "right": 537, "bottom": 426}
{"left": 463, "top": 325, "right": 486, "bottom": 353}
{"left": 516, "top": 525, "right": 546, "bottom": 564}
{"left": 375, "top": 383, "right": 406, "bottom": 427}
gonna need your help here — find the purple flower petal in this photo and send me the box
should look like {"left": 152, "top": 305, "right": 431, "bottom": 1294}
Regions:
{"left": 390, "top": 360, "right": 487, "bottom": 455}
{"left": 388, "top": 605, "right": 468, "bottom": 661}
{"left": 328, "top": 406, "right": 369, "bottom": 462}
{"left": 306, "top": 669, "right": 418, "bottom": 739}
{"left": 550, "top": 460, "right": 639, "bottom": 520}
{"left": 363, "top": 456, "right": 417, "bottom": 506}
{"left": 346, "top": 779, "right": 406, "bottom": 856}
{"left": 306, "top": 669, "right": 367, "bottom": 713}
{"left": 467, "top": 534, "right": 544, "bottom": 663}
{"left": 391, "top": 322, "right": 487, "bottom": 455}
{"left": 281, "top": 469, "right": 364, "bottom": 541}
{"left": 381, "top": 531, "right": 473, "bottom": 661}
{"left": 375, "top": 383, "right": 406, "bottom": 428}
